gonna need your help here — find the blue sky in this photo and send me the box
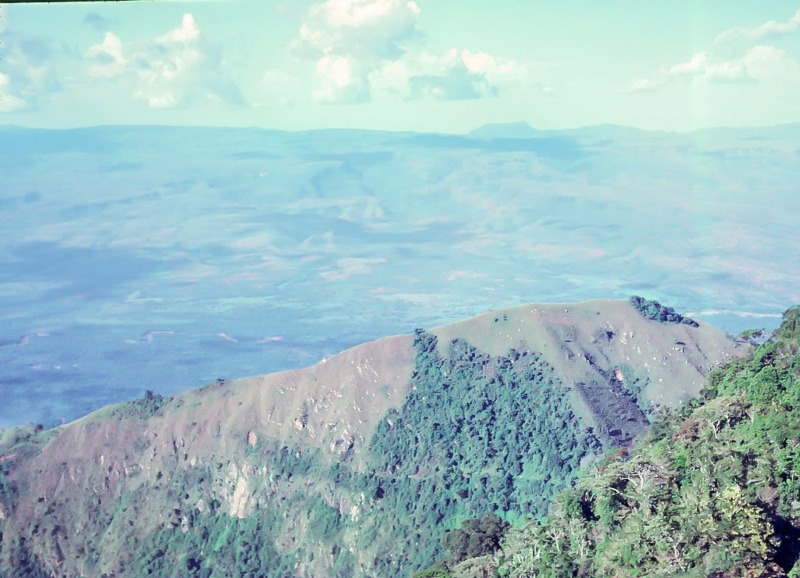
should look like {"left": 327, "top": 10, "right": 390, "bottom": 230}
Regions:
{"left": 1, "top": 1, "right": 800, "bottom": 132}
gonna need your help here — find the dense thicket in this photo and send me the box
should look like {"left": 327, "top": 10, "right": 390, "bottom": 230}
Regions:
{"left": 630, "top": 296, "right": 699, "bottom": 327}
{"left": 364, "top": 332, "right": 602, "bottom": 574}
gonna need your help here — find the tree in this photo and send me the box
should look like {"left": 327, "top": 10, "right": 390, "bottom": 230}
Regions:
{"left": 443, "top": 514, "right": 509, "bottom": 565}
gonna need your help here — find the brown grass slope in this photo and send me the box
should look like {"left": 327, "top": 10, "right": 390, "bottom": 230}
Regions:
{"left": 0, "top": 299, "right": 744, "bottom": 577}
{"left": 432, "top": 300, "right": 740, "bottom": 442}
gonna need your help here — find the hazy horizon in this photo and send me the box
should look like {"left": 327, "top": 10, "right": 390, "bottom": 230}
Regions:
{"left": 3, "top": 118, "right": 800, "bottom": 135}
{"left": 1, "top": 122, "right": 797, "bottom": 428}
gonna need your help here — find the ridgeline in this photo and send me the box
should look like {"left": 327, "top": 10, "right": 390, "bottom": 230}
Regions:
{"left": 0, "top": 299, "right": 747, "bottom": 577}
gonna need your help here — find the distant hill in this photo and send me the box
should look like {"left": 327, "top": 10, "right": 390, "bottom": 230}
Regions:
{"left": 468, "top": 121, "right": 657, "bottom": 141}
{"left": 467, "top": 121, "right": 539, "bottom": 139}
{"left": 0, "top": 299, "right": 743, "bottom": 577}
{"left": 470, "top": 120, "right": 800, "bottom": 142}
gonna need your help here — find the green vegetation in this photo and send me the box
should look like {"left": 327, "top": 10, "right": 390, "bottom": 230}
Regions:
{"left": 0, "top": 424, "right": 55, "bottom": 508}
{"left": 443, "top": 513, "right": 509, "bottom": 566}
{"left": 434, "top": 305, "right": 800, "bottom": 577}
{"left": 0, "top": 425, "right": 58, "bottom": 578}
{"left": 0, "top": 330, "right": 613, "bottom": 577}
{"left": 630, "top": 296, "right": 699, "bottom": 327}
{"left": 362, "top": 331, "right": 603, "bottom": 574}
{"left": 2, "top": 305, "right": 772, "bottom": 577}
{"left": 738, "top": 328, "right": 766, "bottom": 342}
{"left": 616, "top": 363, "right": 652, "bottom": 414}
{"left": 131, "top": 509, "right": 298, "bottom": 577}
{"left": 1, "top": 442, "right": 312, "bottom": 578}
{"left": 107, "top": 390, "right": 168, "bottom": 419}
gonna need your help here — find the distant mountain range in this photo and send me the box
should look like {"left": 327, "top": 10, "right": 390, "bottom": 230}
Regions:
{"left": 0, "top": 298, "right": 744, "bottom": 577}
{"left": 466, "top": 120, "right": 800, "bottom": 140}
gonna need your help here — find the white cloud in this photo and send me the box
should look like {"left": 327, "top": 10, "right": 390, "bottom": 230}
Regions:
{"left": 668, "top": 50, "right": 747, "bottom": 81}
{"left": 444, "top": 270, "right": 486, "bottom": 282}
{"left": 668, "top": 51, "right": 710, "bottom": 76}
{"left": 688, "top": 309, "right": 782, "bottom": 320}
{"left": 372, "top": 48, "right": 529, "bottom": 100}
{"left": 668, "top": 45, "right": 796, "bottom": 83}
{"left": 160, "top": 12, "right": 200, "bottom": 43}
{"left": 0, "top": 73, "right": 28, "bottom": 113}
{"left": 292, "top": 0, "right": 421, "bottom": 103}
{"left": 461, "top": 49, "right": 528, "bottom": 87}
{"left": 285, "top": 0, "right": 533, "bottom": 104}
{"left": 257, "top": 68, "right": 302, "bottom": 106}
{"left": 0, "top": 16, "right": 61, "bottom": 112}
{"left": 409, "top": 61, "right": 497, "bottom": 100}
{"left": 716, "top": 9, "right": 800, "bottom": 42}
{"left": 287, "top": 196, "right": 385, "bottom": 222}
{"left": 741, "top": 45, "right": 799, "bottom": 81}
{"left": 630, "top": 10, "right": 800, "bottom": 94}
{"left": 313, "top": 54, "right": 370, "bottom": 103}
{"left": 626, "top": 77, "right": 662, "bottom": 93}
{"left": 86, "top": 32, "right": 128, "bottom": 78}
{"left": 83, "top": 13, "right": 242, "bottom": 109}
{"left": 295, "top": 0, "right": 419, "bottom": 60}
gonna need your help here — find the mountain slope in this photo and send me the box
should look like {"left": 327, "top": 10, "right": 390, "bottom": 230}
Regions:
{"left": 436, "top": 305, "right": 800, "bottom": 578}
{"left": 0, "top": 299, "right": 743, "bottom": 577}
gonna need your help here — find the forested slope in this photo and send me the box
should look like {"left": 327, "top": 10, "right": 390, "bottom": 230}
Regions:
{"left": 429, "top": 306, "right": 800, "bottom": 578}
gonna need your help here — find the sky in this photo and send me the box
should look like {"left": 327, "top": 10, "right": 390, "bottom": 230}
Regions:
{"left": 1, "top": 1, "right": 800, "bottom": 133}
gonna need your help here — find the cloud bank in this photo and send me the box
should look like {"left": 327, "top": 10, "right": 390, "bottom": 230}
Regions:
{"left": 628, "top": 9, "right": 800, "bottom": 93}
{"left": 292, "top": 0, "right": 420, "bottom": 103}
{"left": 0, "top": 7, "right": 61, "bottom": 112}
{"left": 84, "top": 13, "right": 242, "bottom": 109}
{"left": 284, "top": 0, "right": 527, "bottom": 104}
{"left": 716, "top": 9, "right": 800, "bottom": 42}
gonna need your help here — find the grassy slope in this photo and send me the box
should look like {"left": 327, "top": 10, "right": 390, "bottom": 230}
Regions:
{"left": 0, "top": 300, "right": 742, "bottom": 577}
{"left": 431, "top": 299, "right": 739, "bottom": 408}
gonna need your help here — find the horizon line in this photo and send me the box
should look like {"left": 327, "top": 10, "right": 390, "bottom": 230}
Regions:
{"left": 1, "top": 119, "right": 799, "bottom": 137}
